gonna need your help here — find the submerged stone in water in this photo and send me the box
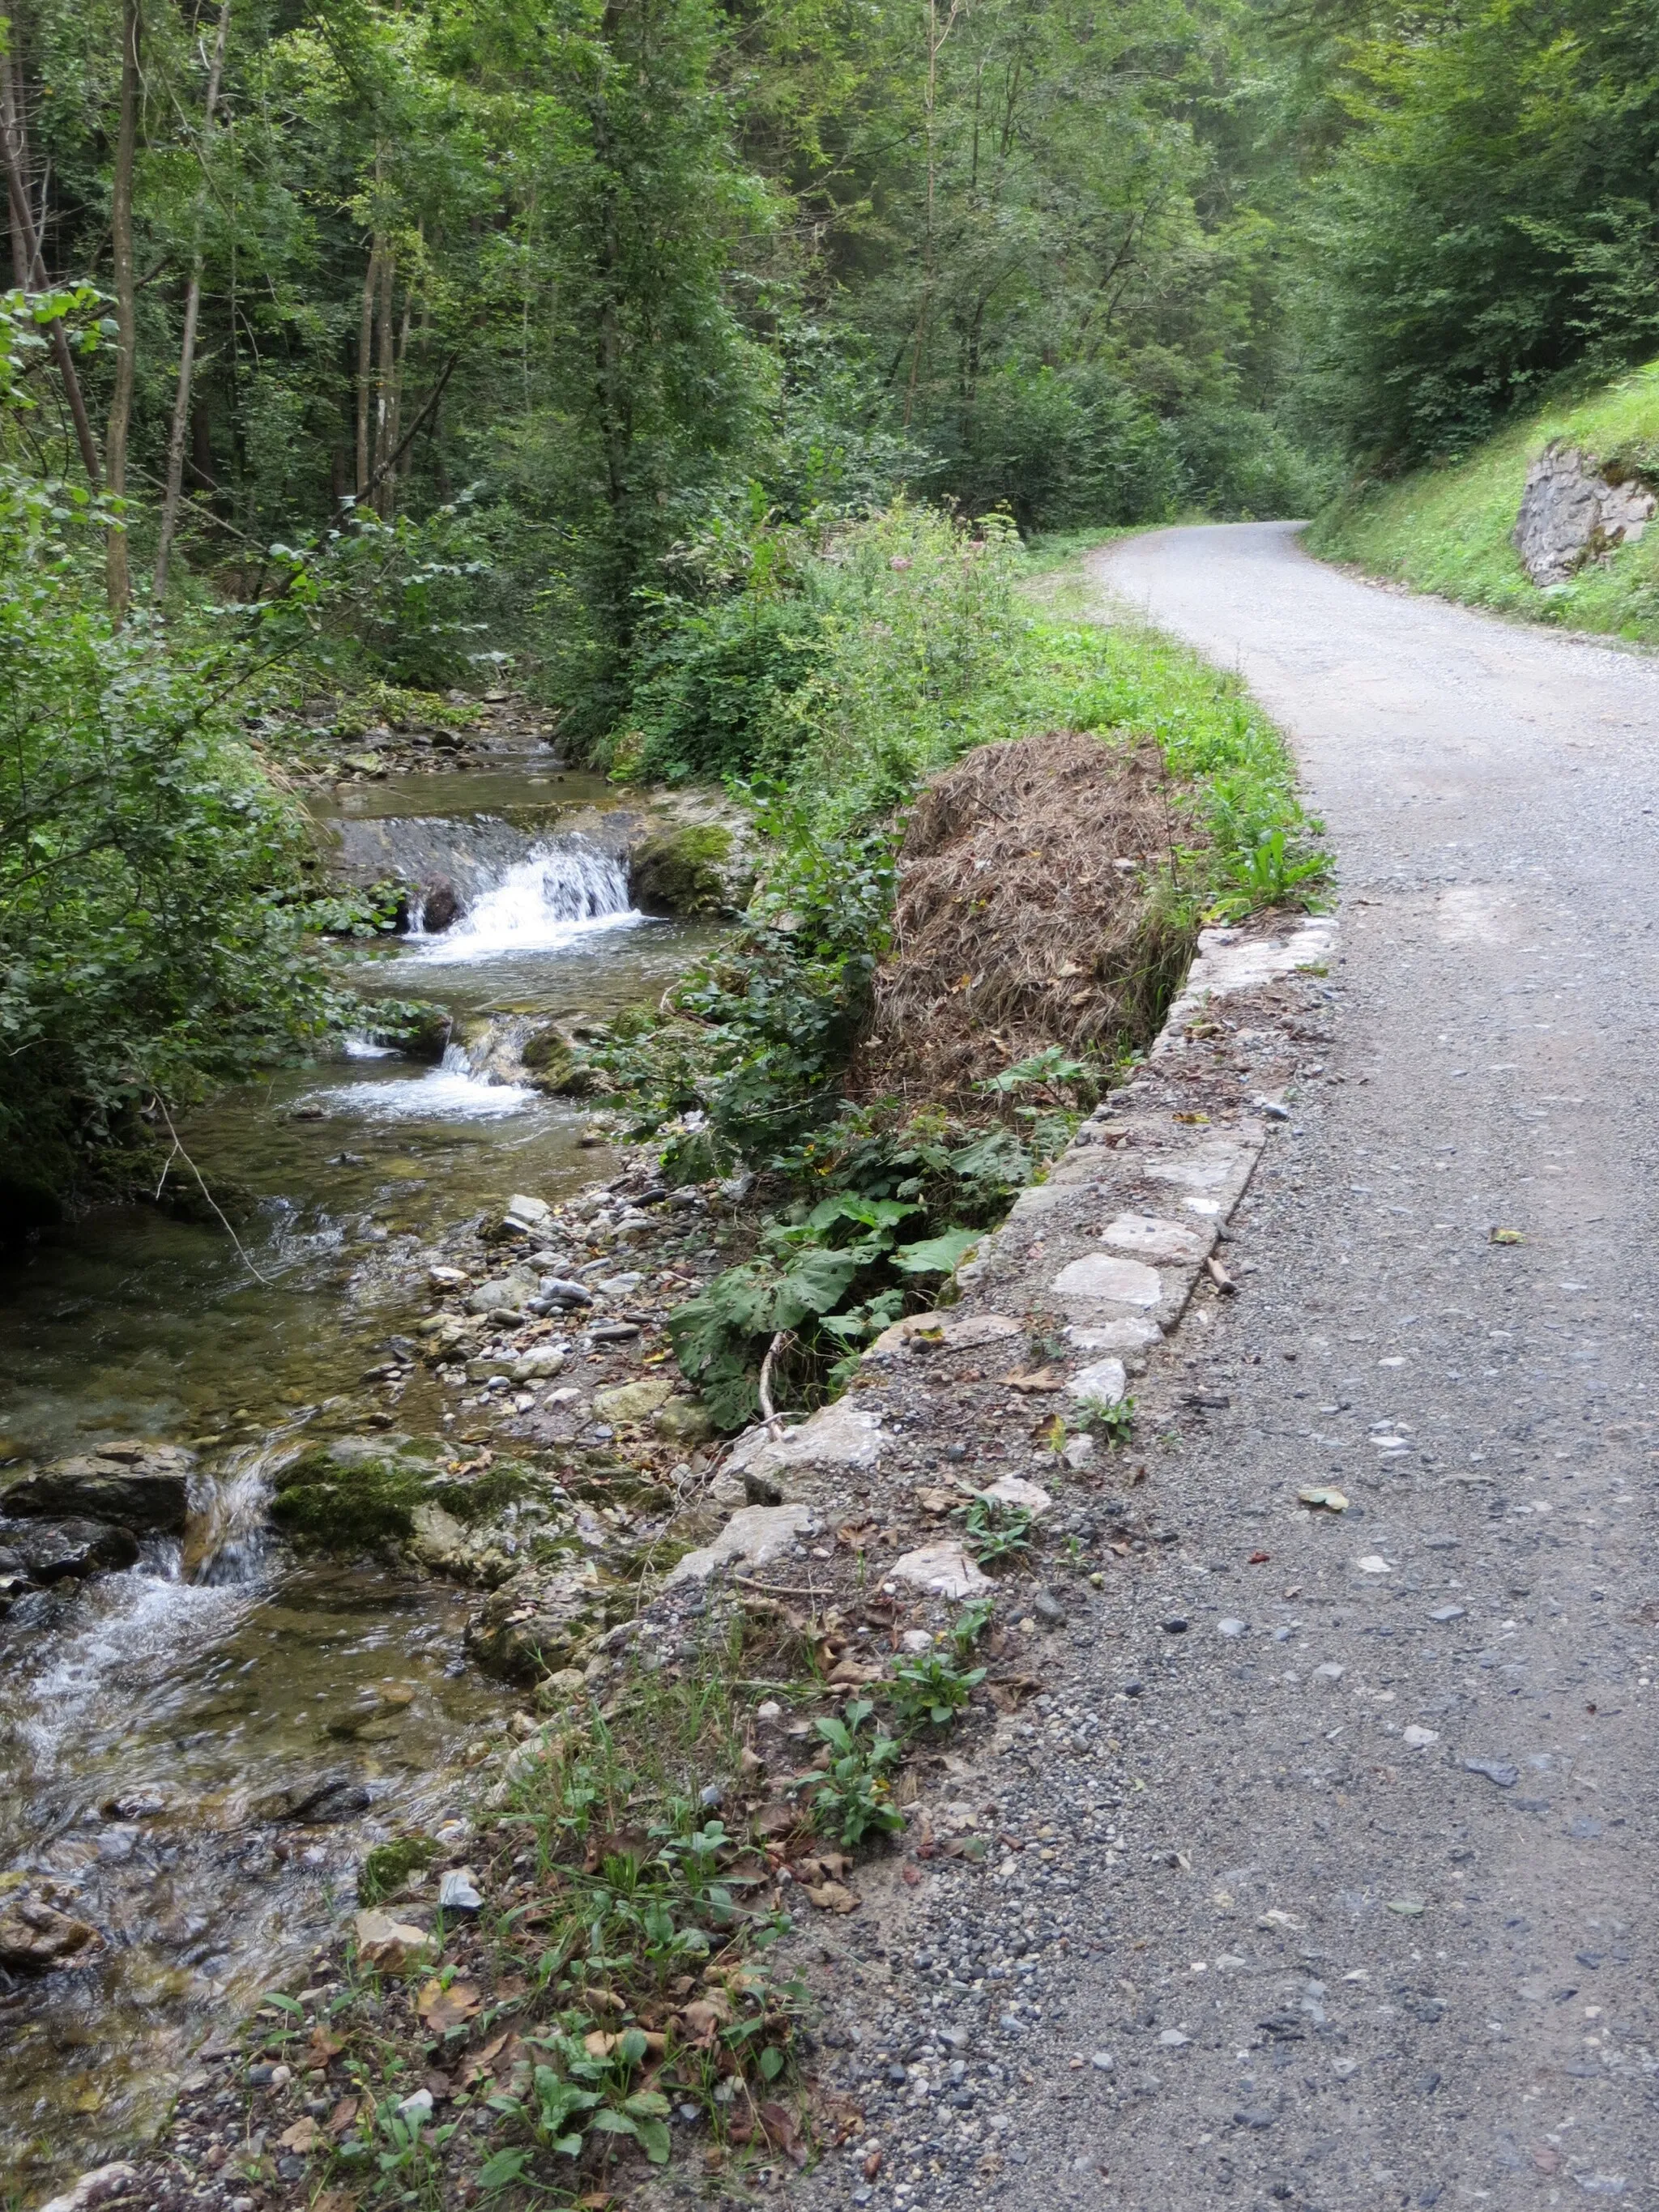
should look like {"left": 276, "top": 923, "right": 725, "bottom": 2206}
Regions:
{"left": 0, "top": 1515, "right": 139, "bottom": 1583}
{"left": 0, "top": 1890, "right": 103, "bottom": 1973}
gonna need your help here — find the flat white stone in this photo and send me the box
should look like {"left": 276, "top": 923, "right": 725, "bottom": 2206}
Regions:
{"left": 1008, "top": 1184, "right": 1074, "bottom": 1220}
{"left": 1354, "top": 1555, "right": 1392, "bottom": 1575}
{"left": 980, "top": 1475, "right": 1054, "bottom": 1515}
{"left": 1052, "top": 1253, "right": 1163, "bottom": 1307}
{"left": 1067, "top": 1357, "right": 1127, "bottom": 1406}
{"left": 1402, "top": 1725, "right": 1439, "bottom": 1750}
{"left": 1100, "top": 1213, "right": 1211, "bottom": 1263}
{"left": 1065, "top": 1318, "right": 1161, "bottom": 1352}
{"left": 668, "top": 1503, "right": 821, "bottom": 1583}
{"left": 890, "top": 1541, "right": 993, "bottom": 1600}
{"left": 1157, "top": 917, "right": 1337, "bottom": 1046}
{"left": 1145, "top": 1149, "right": 1249, "bottom": 1193}
{"left": 868, "top": 1311, "right": 1022, "bottom": 1357}
{"left": 726, "top": 1400, "right": 884, "bottom": 1479}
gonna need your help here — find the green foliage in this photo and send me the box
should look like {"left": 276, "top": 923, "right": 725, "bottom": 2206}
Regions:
{"left": 808, "top": 1700, "right": 905, "bottom": 1846}
{"left": 1308, "top": 360, "right": 1659, "bottom": 648}
{"left": 949, "top": 1597, "right": 997, "bottom": 1652}
{"left": 665, "top": 1183, "right": 979, "bottom": 1428}
{"left": 1075, "top": 1395, "right": 1136, "bottom": 1447}
{"left": 885, "top": 1648, "right": 987, "bottom": 1732}
{"left": 500, "top": 2033, "right": 672, "bottom": 2166}
{"left": 958, "top": 1494, "right": 1034, "bottom": 1566}
{"left": 0, "top": 524, "right": 348, "bottom": 1228}
{"left": 1211, "top": 828, "right": 1329, "bottom": 921}
{"left": 1291, "top": 0, "right": 1659, "bottom": 462}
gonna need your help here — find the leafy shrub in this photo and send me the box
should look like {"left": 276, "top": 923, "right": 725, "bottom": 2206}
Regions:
{"left": 666, "top": 1187, "right": 979, "bottom": 1428}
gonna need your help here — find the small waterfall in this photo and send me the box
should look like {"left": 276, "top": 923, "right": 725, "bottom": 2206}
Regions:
{"left": 413, "top": 836, "right": 636, "bottom": 961}
{"left": 187, "top": 1441, "right": 281, "bottom": 1586}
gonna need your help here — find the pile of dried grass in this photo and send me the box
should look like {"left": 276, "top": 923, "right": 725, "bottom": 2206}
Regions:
{"left": 853, "top": 730, "right": 1198, "bottom": 1105}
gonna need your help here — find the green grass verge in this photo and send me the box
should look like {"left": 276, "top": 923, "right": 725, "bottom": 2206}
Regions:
{"left": 1307, "top": 360, "right": 1659, "bottom": 646}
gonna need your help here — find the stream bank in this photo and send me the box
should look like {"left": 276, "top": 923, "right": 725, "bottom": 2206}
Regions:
{"left": 0, "top": 744, "right": 748, "bottom": 2202}
{"left": 91, "top": 910, "right": 1333, "bottom": 2212}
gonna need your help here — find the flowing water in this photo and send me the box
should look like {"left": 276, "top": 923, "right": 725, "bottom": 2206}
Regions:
{"left": 0, "top": 769, "right": 716, "bottom": 2197}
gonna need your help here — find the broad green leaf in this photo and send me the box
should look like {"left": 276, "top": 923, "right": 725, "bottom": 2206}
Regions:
{"left": 893, "top": 1225, "right": 982, "bottom": 1276}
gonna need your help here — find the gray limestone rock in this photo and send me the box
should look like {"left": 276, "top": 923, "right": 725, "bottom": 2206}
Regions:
{"left": 1513, "top": 441, "right": 1655, "bottom": 586}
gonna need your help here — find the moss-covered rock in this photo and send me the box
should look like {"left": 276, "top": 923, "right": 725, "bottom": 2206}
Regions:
{"left": 359, "top": 1835, "right": 437, "bottom": 1904}
{"left": 268, "top": 1437, "right": 438, "bottom": 1552}
{"left": 519, "top": 1028, "right": 599, "bottom": 1096}
{"left": 628, "top": 824, "right": 752, "bottom": 918}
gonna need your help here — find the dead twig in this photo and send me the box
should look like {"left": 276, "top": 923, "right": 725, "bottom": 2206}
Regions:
{"left": 151, "top": 1094, "right": 275, "bottom": 1285}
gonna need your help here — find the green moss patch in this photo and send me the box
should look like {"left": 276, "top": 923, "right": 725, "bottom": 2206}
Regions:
{"left": 629, "top": 823, "right": 749, "bottom": 917}
{"left": 358, "top": 1835, "right": 437, "bottom": 1904}
{"left": 268, "top": 1438, "right": 439, "bottom": 1553}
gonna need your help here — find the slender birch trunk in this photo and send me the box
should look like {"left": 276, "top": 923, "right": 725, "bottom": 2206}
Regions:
{"left": 153, "top": 0, "right": 231, "bottom": 600}
{"left": 104, "top": 0, "right": 139, "bottom": 619}
{"left": 0, "top": 28, "right": 101, "bottom": 486}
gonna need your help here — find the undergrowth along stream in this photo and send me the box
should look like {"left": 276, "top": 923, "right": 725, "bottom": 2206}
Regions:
{"left": 581, "top": 516, "right": 1324, "bottom": 1431}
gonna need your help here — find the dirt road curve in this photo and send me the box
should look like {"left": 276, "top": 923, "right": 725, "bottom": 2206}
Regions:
{"left": 880, "top": 526, "right": 1659, "bottom": 2212}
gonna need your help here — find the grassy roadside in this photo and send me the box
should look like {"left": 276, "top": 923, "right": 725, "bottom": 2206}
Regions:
{"left": 1307, "top": 360, "right": 1659, "bottom": 647}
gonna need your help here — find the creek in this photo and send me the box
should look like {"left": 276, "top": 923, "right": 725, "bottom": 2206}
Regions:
{"left": 0, "top": 764, "right": 714, "bottom": 2198}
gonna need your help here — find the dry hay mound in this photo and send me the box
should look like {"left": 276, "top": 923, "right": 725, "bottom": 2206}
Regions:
{"left": 855, "top": 730, "right": 1196, "bottom": 1105}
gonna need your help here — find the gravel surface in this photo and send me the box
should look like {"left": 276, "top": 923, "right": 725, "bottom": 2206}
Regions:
{"left": 797, "top": 527, "right": 1659, "bottom": 2212}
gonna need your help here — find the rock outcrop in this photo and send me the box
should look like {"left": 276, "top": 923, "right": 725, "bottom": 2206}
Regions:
{"left": 1, "top": 1440, "right": 194, "bottom": 1535}
{"left": 1513, "top": 441, "right": 1655, "bottom": 585}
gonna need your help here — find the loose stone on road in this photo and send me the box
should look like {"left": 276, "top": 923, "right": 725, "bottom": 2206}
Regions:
{"left": 800, "top": 526, "right": 1659, "bottom": 2212}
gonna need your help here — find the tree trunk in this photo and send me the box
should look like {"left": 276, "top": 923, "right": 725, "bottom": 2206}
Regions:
{"left": 104, "top": 0, "right": 140, "bottom": 620}
{"left": 153, "top": 0, "right": 231, "bottom": 600}
{"left": 354, "top": 236, "right": 378, "bottom": 499}
{"left": 0, "top": 32, "right": 101, "bottom": 486}
{"left": 371, "top": 241, "right": 394, "bottom": 506}
{"left": 377, "top": 284, "right": 412, "bottom": 518}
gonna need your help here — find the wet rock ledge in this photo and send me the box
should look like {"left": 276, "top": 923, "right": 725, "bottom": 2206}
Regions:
{"left": 0, "top": 1443, "right": 193, "bottom": 1623}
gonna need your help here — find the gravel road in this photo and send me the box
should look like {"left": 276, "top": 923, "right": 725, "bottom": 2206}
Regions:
{"left": 805, "top": 528, "right": 1659, "bottom": 2212}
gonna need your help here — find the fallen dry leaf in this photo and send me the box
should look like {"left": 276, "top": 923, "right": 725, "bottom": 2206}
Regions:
{"left": 805, "top": 1880, "right": 859, "bottom": 1912}
{"left": 416, "top": 1977, "right": 481, "bottom": 2032}
{"left": 759, "top": 2099, "right": 808, "bottom": 2167}
{"left": 1006, "top": 1369, "right": 1064, "bottom": 1393}
{"left": 864, "top": 2148, "right": 884, "bottom": 2180}
{"left": 306, "top": 2024, "right": 344, "bottom": 2067}
{"left": 583, "top": 2029, "right": 621, "bottom": 2058}
{"left": 326, "top": 2095, "right": 360, "bottom": 2137}
{"left": 278, "top": 2117, "right": 322, "bottom": 2153}
{"left": 680, "top": 1997, "right": 731, "bottom": 2044}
